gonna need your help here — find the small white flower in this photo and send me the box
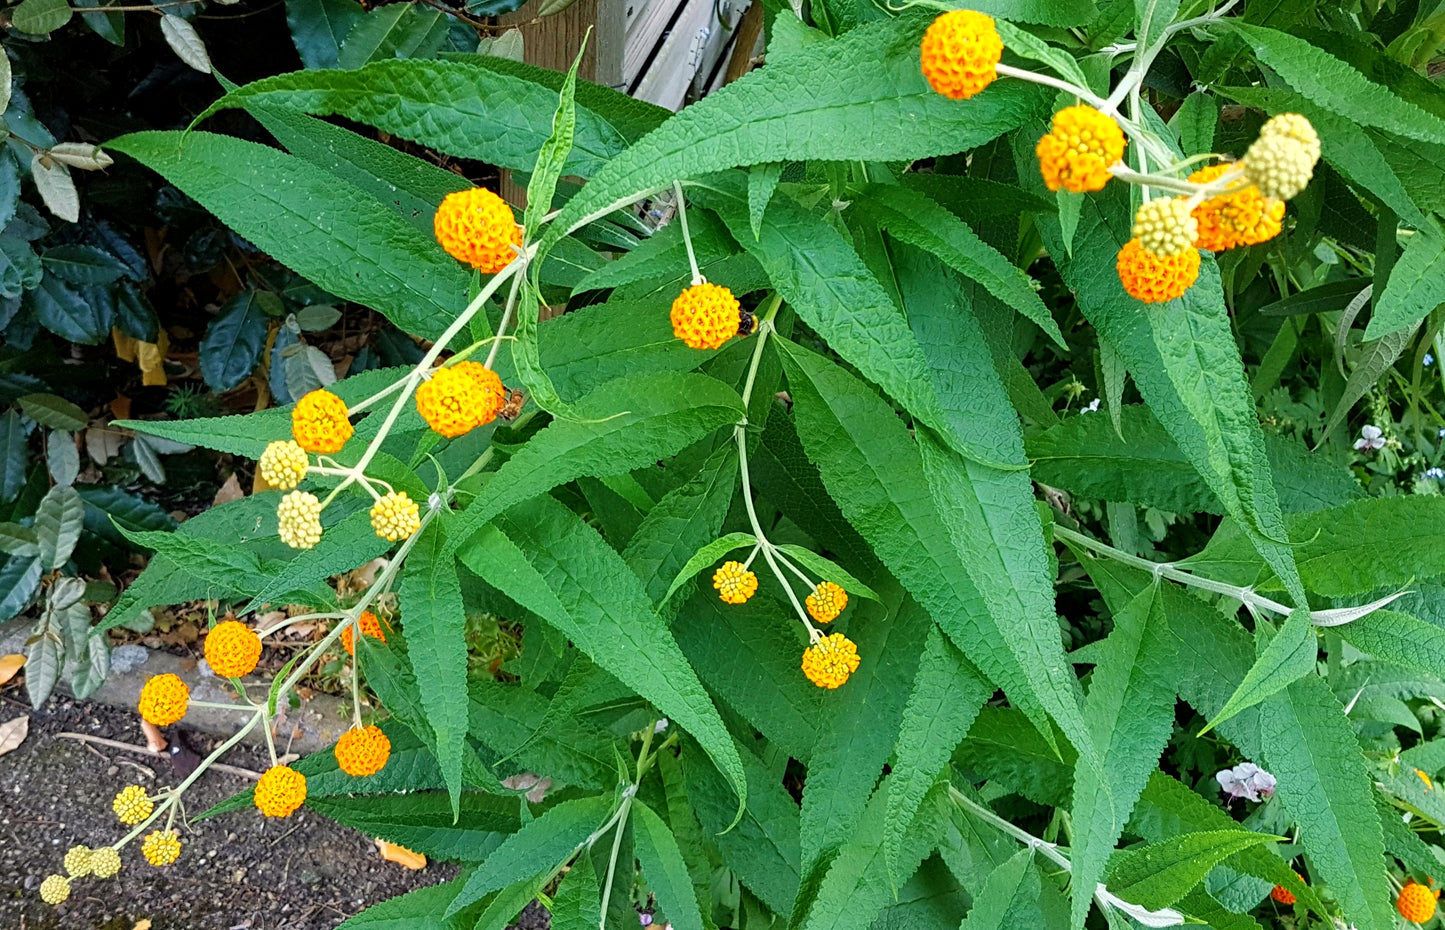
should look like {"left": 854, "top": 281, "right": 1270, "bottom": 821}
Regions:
{"left": 1426, "top": 468, "right": 1445, "bottom": 481}
{"left": 1354, "top": 424, "right": 1386, "bottom": 451}
{"left": 1216, "top": 762, "right": 1276, "bottom": 802}
{"left": 1082, "top": 398, "right": 1101, "bottom": 413}
{"left": 654, "top": 718, "right": 669, "bottom": 734}
{"left": 1427, "top": 353, "right": 1435, "bottom": 367}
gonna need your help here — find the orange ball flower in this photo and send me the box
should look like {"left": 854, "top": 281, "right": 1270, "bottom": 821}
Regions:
{"left": 1270, "top": 884, "right": 1296, "bottom": 905}
{"left": 342, "top": 610, "right": 388, "bottom": 656}
{"left": 138, "top": 673, "right": 189, "bottom": 726}
{"left": 435, "top": 187, "right": 523, "bottom": 274}
{"left": 1188, "top": 164, "right": 1284, "bottom": 252}
{"left": 1398, "top": 881, "right": 1439, "bottom": 924}
{"left": 204, "top": 620, "right": 262, "bottom": 678}
{"left": 1116, "top": 238, "right": 1200, "bottom": 303}
{"left": 919, "top": 10, "right": 1003, "bottom": 100}
{"left": 141, "top": 829, "right": 181, "bottom": 867}
{"left": 335, "top": 725, "right": 392, "bottom": 777}
{"left": 712, "top": 561, "right": 758, "bottom": 605}
{"left": 254, "top": 764, "right": 307, "bottom": 818}
{"left": 802, "top": 633, "right": 862, "bottom": 689}
{"left": 291, "top": 389, "right": 352, "bottom": 454}
{"left": 805, "top": 581, "right": 848, "bottom": 623}
{"left": 416, "top": 365, "right": 483, "bottom": 438}
{"left": 454, "top": 361, "right": 507, "bottom": 427}
{"left": 1036, "top": 105, "right": 1127, "bottom": 193}
{"left": 671, "top": 282, "right": 741, "bottom": 350}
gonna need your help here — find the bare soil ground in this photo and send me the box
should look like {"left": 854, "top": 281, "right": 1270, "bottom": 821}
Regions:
{"left": 0, "top": 693, "right": 458, "bottom": 929}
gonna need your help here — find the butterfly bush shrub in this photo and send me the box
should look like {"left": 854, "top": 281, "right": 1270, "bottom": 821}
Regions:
{"left": 32, "top": 2, "right": 1445, "bottom": 928}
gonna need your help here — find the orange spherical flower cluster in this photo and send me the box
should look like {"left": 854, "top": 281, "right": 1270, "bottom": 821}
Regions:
{"left": 919, "top": 10, "right": 1003, "bottom": 101}
{"left": 291, "top": 390, "right": 352, "bottom": 454}
{"left": 255, "top": 764, "right": 307, "bottom": 818}
{"left": 342, "top": 610, "right": 388, "bottom": 656}
{"left": 805, "top": 581, "right": 848, "bottom": 623}
{"left": 1036, "top": 106, "right": 1127, "bottom": 193}
{"left": 138, "top": 673, "right": 189, "bottom": 726}
{"left": 204, "top": 620, "right": 262, "bottom": 678}
{"left": 335, "top": 725, "right": 392, "bottom": 777}
{"left": 370, "top": 491, "right": 421, "bottom": 542}
{"left": 141, "top": 829, "right": 181, "bottom": 867}
{"left": 277, "top": 490, "right": 324, "bottom": 550}
{"left": 113, "top": 785, "right": 153, "bottom": 825}
{"left": 1116, "top": 238, "right": 1200, "bottom": 304}
{"left": 1188, "top": 164, "right": 1284, "bottom": 252}
{"left": 802, "top": 633, "right": 862, "bottom": 689}
{"left": 415, "top": 364, "right": 499, "bottom": 438}
{"left": 712, "top": 561, "right": 758, "bottom": 605}
{"left": 671, "top": 282, "right": 741, "bottom": 350}
{"left": 1398, "top": 881, "right": 1439, "bottom": 924}
{"left": 434, "top": 187, "right": 523, "bottom": 274}
{"left": 258, "top": 440, "right": 308, "bottom": 490}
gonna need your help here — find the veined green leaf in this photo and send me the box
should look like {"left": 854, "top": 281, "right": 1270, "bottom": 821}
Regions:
{"left": 308, "top": 792, "right": 516, "bottom": 862}
{"left": 108, "top": 132, "right": 466, "bottom": 342}
{"left": 444, "top": 794, "right": 614, "bottom": 916}
{"left": 550, "top": 852, "right": 601, "bottom": 930}
{"left": 1336, "top": 610, "right": 1445, "bottom": 687}
{"left": 851, "top": 183, "right": 1062, "bottom": 346}
{"left": 681, "top": 739, "right": 801, "bottom": 914}
{"left": 35, "top": 484, "right": 83, "bottom": 570}
{"left": 336, "top": 875, "right": 482, "bottom": 929}
{"left": 244, "top": 508, "right": 391, "bottom": 611}
{"left": 957, "top": 848, "right": 1042, "bottom": 930}
{"left": 1069, "top": 585, "right": 1177, "bottom": 930}
{"left": 1366, "top": 220, "right": 1445, "bottom": 340}
{"left": 522, "top": 39, "right": 582, "bottom": 238}
{"left": 776, "top": 336, "right": 1068, "bottom": 752}
{"left": 1230, "top": 23, "right": 1445, "bottom": 147}
{"left": 442, "top": 371, "right": 742, "bottom": 558}
{"left": 884, "top": 625, "right": 990, "bottom": 886}
{"left": 466, "top": 677, "right": 617, "bottom": 789}
{"left": 800, "top": 590, "right": 929, "bottom": 874}
{"left": 284, "top": 0, "right": 364, "bottom": 71}
{"left": 197, "top": 59, "right": 628, "bottom": 178}
{"left": 773, "top": 544, "right": 879, "bottom": 602}
{"left": 624, "top": 446, "right": 740, "bottom": 607}
{"left": 659, "top": 531, "right": 755, "bottom": 606}
{"left": 459, "top": 495, "right": 747, "bottom": 824}
{"left": 1104, "top": 830, "right": 1283, "bottom": 911}
{"left": 633, "top": 801, "right": 706, "bottom": 930}
{"left": 542, "top": 13, "right": 1048, "bottom": 246}
{"left": 1203, "top": 609, "right": 1316, "bottom": 733}
{"left": 18, "top": 393, "right": 87, "bottom": 432}
{"left": 399, "top": 519, "right": 470, "bottom": 816}
{"left": 1258, "top": 674, "right": 1393, "bottom": 930}
{"left": 335, "top": 3, "right": 447, "bottom": 69}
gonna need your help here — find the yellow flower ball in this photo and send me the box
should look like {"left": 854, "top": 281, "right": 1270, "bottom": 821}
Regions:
{"left": 712, "top": 561, "right": 758, "bottom": 605}
{"left": 919, "top": 10, "right": 1003, "bottom": 100}
{"left": 258, "top": 440, "right": 308, "bottom": 490}
{"left": 370, "top": 491, "right": 421, "bottom": 542}
{"left": 1243, "top": 113, "right": 1320, "bottom": 201}
{"left": 291, "top": 390, "right": 352, "bottom": 454}
{"left": 1036, "top": 105, "right": 1127, "bottom": 193}
{"left": 89, "top": 846, "right": 122, "bottom": 879}
{"left": 113, "top": 784, "right": 153, "bottom": 825}
{"left": 335, "top": 725, "right": 392, "bottom": 777}
{"left": 254, "top": 764, "right": 307, "bottom": 818}
{"left": 63, "top": 845, "right": 92, "bottom": 878}
{"left": 138, "top": 673, "right": 189, "bottom": 726}
{"left": 39, "top": 873, "right": 70, "bottom": 905}
{"left": 1132, "top": 196, "right": 1198, "bottom": 259}
{"left": 435, "top": 188, "right": 523, "bottom": 274}
{"left": 671, "top": 282, "right": 741, "bottom": 350}
{"left": 277, "top": 490, "right": 324, "bottom": 550}
{"left": 141, "top": 829, "right": 181, "bottom": 867}
{"left": 802, "top": 633, "right": 862, "bottom": 689}
{"left": 805, "top": 581, "right": 848, "bottom": 623}
{"left": 415, "top": 365, "right": 482, "bottom": 438}
{"left": 1398, "top": 881, "right": 1439, "bottom": 924}
{"left": 204, "top": 620, "right": 263, "bottom": 678}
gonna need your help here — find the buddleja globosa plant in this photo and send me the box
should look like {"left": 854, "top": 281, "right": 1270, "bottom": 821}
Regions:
{"left": 30, "top": 1, "right": 1445, "bottom": 927}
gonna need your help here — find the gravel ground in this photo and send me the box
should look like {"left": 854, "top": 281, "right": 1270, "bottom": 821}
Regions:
{"left": 0, "top": 693, "right": 460, "bottom": 929}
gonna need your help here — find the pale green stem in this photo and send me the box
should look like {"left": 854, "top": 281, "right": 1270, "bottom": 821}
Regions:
{"left": 485, "top": 268, "right": 525, "bottom": 371}
{"left": 256, "top": 612, "right": 345, "bottom": 638}
{"left": 996, "top": 63, "right": 1105, "bottom": 108}
{"left": 674, "top": 181, "right": 703, "bottom": 285}
{"left": 346, "top": 378, "right": 408, "bottom": 416}
{"left": 1053, "top": 523, "right": 1292, "bottom": 615}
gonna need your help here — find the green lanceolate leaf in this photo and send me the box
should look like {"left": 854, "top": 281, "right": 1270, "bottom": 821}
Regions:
{"left": 1068, "top": 585, "right": 1177, "bottom": 930}
{"left": 442, "top": 371, "right": 742, "bottom": 559}
{"left": 194, "top": 59, "right": 630, "bottom": 178}
{"left": 18, "top": 393, "right": 87, "bottom": 432}
{"left": 1366, "top": 220, "right": 1445, "bottom": 340}
{"left": 632, "top": 801, "right": 706, "bottom": 930}
{"left": 398, "top": 519, "right": 470, "bottom": 816}
{"left": 550, "top": 852, "right": 601, "bottom": 930}
{"left": 336, "top": 875, "right": 482, "bottom": 929}
{"left": 884, "top": 624, "right": 990, "bottom": 886}
{"left": 108, "top": 132, "right": 467, "bottom": 342}
{"left": 1258, "top": 674, "right": 1393, "bottom": 930}
{"left": 1230, "top": 23, "right": 1445, "bottom": 147}
{"left": 458, "top": 495, "right": 748, "bottom": 825}
{"left": 199, "top": 290, "right": 272, "bottom": 393}
{"left": 522, "top": 38, "right": 583, "bottom": 238}
{"left": 284, "top": 0, "right": 364, "bottom": 70}
{"left": 624, "top": 446, "right": 740, "bottom": 607}
{"left": 958, "top": 848, "right": 1042, "bottom": 930}
{"left": 542, "top": 12, "right": 1047, "bottom": 246}
{"left": 776, "top": 335, "right": 1067, "bottom": 753}
{"left": 444, "top": 794, "right": 614, "bottom": 916}
{"left": 772, "top": 544, "right": 879, "bottom": 602}
{"left": 1336, "top": 610, "right": 1445, "bottom": 684}
{"left": 1203, "top": 608, "right": 1316, "bottom": 734}
{"left": 307, "top": 792, "right": 517, "bottom": 862}
{"left": 851, "top": 183, "right": 1062, "bottom": 346}
{"left": 1104, "top": 830, "right": 1283, "bottom": 911}
{"left": 34, "top": 484, "right": 83, "bottom": 570}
